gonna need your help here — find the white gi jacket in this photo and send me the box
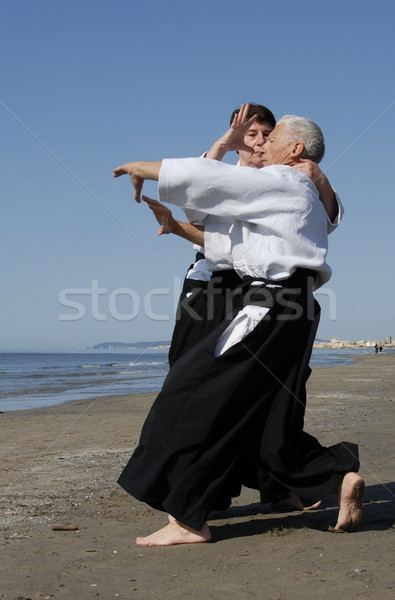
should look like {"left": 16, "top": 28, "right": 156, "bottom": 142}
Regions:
{"left": 159, "top": 158, "right": 343, "bottom": 291}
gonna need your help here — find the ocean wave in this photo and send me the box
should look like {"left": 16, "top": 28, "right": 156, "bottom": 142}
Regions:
{"left": 110, "top": 361, "right": 166, "bottom": 367}
{"left": 79, "top": 361, "right": 166, "bottom": 369}
{"left": 118, "top": 369, "right": 167, "bottom": 375}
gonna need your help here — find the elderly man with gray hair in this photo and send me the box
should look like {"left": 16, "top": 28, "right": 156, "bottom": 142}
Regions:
{"left": 113, "top": 107, "right": 364, "bottom": 546}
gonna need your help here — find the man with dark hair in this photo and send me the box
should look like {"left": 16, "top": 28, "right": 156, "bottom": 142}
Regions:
{"left": 147, "top": 103, "right": 337, "bottom": 366}
{"left": 113, "top": 106, "right": 363, "bottom": 546}
{"left": 164, "top": 103, "right": 276, "bottom": 366}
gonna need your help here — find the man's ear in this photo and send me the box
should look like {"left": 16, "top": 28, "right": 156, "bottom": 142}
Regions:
{"left": 291, "top": 141, "right": 304, "bottom": 159}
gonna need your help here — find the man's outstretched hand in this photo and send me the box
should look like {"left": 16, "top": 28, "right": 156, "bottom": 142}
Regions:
{"left": 143, "top": 195, "right": 205, "bottom": 245}
{"left": 113, "top": 162, "right": 144, "bottom": 202}
{"left": 142, "top": 196, "right": 178, "bottom": 235}
{"left": 113, "top": 161, "right": 162, "bottom": 203}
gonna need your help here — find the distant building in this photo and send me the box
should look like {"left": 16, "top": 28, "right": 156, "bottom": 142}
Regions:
{"left": 313, "top": 337, "right": 394, "bottom": 349}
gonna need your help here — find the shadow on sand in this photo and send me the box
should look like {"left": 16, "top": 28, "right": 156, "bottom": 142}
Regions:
{"left": 208, "top": 481, "right": 395, "bottom": 543}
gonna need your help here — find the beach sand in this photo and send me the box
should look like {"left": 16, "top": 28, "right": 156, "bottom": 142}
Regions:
{"left": 1, "top": 353, "right": 394, "bottom": 600}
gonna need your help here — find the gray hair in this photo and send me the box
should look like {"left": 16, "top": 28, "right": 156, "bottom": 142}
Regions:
{"left": 277, "top": 115, "right": 325, "bottom": 163}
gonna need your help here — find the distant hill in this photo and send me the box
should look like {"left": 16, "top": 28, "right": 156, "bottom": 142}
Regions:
{"left": 91, "top": 341, "right": 170, "bottom": 350}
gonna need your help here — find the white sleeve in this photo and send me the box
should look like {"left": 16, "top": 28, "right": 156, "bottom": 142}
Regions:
{"left": 179, "top": 153, "right": 217, "bottom": 224}
{"left": 183, "top": 207, "right": 210, "bottom": 224}
{"left": 158, "top": 158, "right": 302, "bottom": 220}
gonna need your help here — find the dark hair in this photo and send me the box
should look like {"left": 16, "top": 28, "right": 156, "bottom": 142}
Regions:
{"left": 230, "top": 103, "right": 276, "bottom": 128}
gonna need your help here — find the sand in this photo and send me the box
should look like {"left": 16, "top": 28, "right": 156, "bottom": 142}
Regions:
{"left": 0, "top": 353, "right": 394, "bottom": 600}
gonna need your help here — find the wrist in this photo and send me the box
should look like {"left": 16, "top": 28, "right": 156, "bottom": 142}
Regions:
{"left": 313, "top": 173, "right": 330, "bottom": 191}
{"left": 136, "top": 161, "right": 161, "bottom": 181}
{"left": 206, "top": 139, "right": 228, "bottom": 161}
{"left": 172, "top": 219, "right": 183, "bottom": 236}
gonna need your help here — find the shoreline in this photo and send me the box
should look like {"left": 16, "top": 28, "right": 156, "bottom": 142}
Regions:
{"left": 1, "top": 353, "right": 394, "bottom": 599}
{"left": 1, "top": 348, "right": 384, "bottom": 413}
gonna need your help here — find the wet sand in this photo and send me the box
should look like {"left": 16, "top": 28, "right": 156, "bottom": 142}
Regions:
{"left": 1, "top": 353, "right": 394, "bottom": 600}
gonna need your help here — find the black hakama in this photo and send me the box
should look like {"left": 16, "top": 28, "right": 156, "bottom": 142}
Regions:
{"left": 118, "top": 271, "right": 359, "bottom": 530}
{"left": 168, "top": 254, "right": 241, "bottom": 366}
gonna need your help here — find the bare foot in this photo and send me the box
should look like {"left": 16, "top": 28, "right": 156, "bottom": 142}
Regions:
{"left": 332, "top": 472, "right": 365, "bottom": 532}
{"left": 271, "top": 492, "right": 322, "bottom": 511}
{"left": 136, "top": 521, "right": 211, "bottom": 546}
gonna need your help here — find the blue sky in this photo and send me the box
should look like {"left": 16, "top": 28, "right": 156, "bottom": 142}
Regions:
{"left": 1, "top": 0, "right": 394, "bottom": 350}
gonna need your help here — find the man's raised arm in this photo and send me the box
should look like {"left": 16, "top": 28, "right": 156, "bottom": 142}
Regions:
{"left": 205, "top": 103, "right": 257, "bottom": 160}
{"left": 113, "top": 161, "right": 162, "bottom": 202}
{"left": 293, "top": 159, "right": 339, "bottom": 223}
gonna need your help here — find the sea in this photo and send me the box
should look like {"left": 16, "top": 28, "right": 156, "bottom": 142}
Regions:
{"left": 0, "top": 347, "right": 384, "bottom": 412}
